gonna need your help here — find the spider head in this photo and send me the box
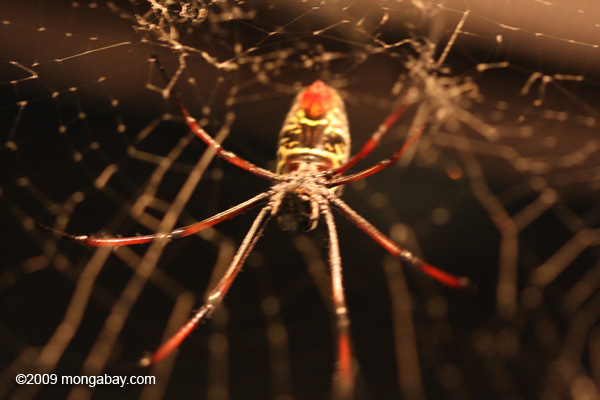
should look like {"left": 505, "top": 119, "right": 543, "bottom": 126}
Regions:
{"left": 276, "top": 187, "right": 320, "bottom": 232}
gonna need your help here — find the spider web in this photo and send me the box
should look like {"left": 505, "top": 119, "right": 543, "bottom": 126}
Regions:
{"left": 1, "top": 0, "right": 599, "bottom": 399}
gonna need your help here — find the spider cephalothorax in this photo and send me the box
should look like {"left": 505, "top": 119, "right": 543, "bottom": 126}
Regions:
{"left": 45, "top": 75, "right": 469, "bottom": 398}
{"left": 272, "top": 170, "right": 329, "bottom": 232}
{"left": 274, "top": 186, "right": 320, "bottom": 232}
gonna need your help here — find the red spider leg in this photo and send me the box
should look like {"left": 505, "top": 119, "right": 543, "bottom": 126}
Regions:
{"left": 40, "top": 192, "right": 270, "bottom": 247}
{"left": 152, "top": 56, "right": 277, "bottom": 180}
{"left": 327, "top": 103, "right": 429, "bottom": 188}
{"left": 140, "top": 205, "right": 273, "bottom": 367}
{"left": 332, "top": 101, "right": 409, "bottom": 176}
{"left": 328, "top": 194, "right": 469, "bottom": 289}
{"left": 173, "top": 95, "right": 279, "bottom": 180}
{"left": 321, "top": 201, "right": 354, "bottom": 398}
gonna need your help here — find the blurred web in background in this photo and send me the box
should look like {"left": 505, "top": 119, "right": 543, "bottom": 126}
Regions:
{"left": 1, "top": 0, "right": 599, "bottom": 399}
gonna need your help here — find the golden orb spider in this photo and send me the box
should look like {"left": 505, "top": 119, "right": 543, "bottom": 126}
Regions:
{"left": 45, "top": 70, "right": 469, "bottom": 396}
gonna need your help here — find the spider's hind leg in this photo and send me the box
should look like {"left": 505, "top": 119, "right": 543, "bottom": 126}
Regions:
{"left": 151, "top": 55, "right": 277, "bottom": 180}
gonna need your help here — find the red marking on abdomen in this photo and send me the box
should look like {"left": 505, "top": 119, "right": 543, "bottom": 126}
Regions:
{"left": 301, "top": 80, "right": 333, "bottom": 119}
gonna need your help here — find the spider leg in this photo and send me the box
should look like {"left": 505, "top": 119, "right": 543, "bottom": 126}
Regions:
{"left": 41, "top": 192, "right": 270, "bottom": 247}
{"left": 327, "top": 194, "right": 469, "bottom": 289}
{"left": 320, "top": 200, "right": 354, "bottom": 398}
{"left": 140, "top": 204, "right": 273, "bottom": 366}
{"left": 152, "top": 56, "right": 278, "bottom": 180}
{"left": 332, "top": 86, "right": 420, "bottom": 176}
{"left": 175, "top": 97, "right": 278, "bottom": 180}
{"left": 327, "top": 103, "right": 429, "bottom": 188}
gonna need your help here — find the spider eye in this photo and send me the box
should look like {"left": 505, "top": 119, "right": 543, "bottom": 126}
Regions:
{"left": 276, "top": 192, "right": 319, "bottom": 232}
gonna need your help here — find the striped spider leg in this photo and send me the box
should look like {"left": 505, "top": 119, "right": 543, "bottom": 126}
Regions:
{"left": 44, "top": 78, "right": 469, "bottom": 397}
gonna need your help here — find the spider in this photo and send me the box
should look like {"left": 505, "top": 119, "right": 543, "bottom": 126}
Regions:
{"left": 46, "top": 74, "right": 469, "bottom": 396}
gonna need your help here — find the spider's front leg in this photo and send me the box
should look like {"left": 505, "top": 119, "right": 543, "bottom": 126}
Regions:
{"left": 141, "top": 204, "right": 273, "bottom": 366}
{"left": 320, "top": 199, "right": 354, "bottom": 399}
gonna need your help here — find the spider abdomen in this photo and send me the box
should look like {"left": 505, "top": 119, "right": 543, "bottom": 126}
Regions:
{"left": 276, "top": 81, "right": 351, "bottom": 175}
